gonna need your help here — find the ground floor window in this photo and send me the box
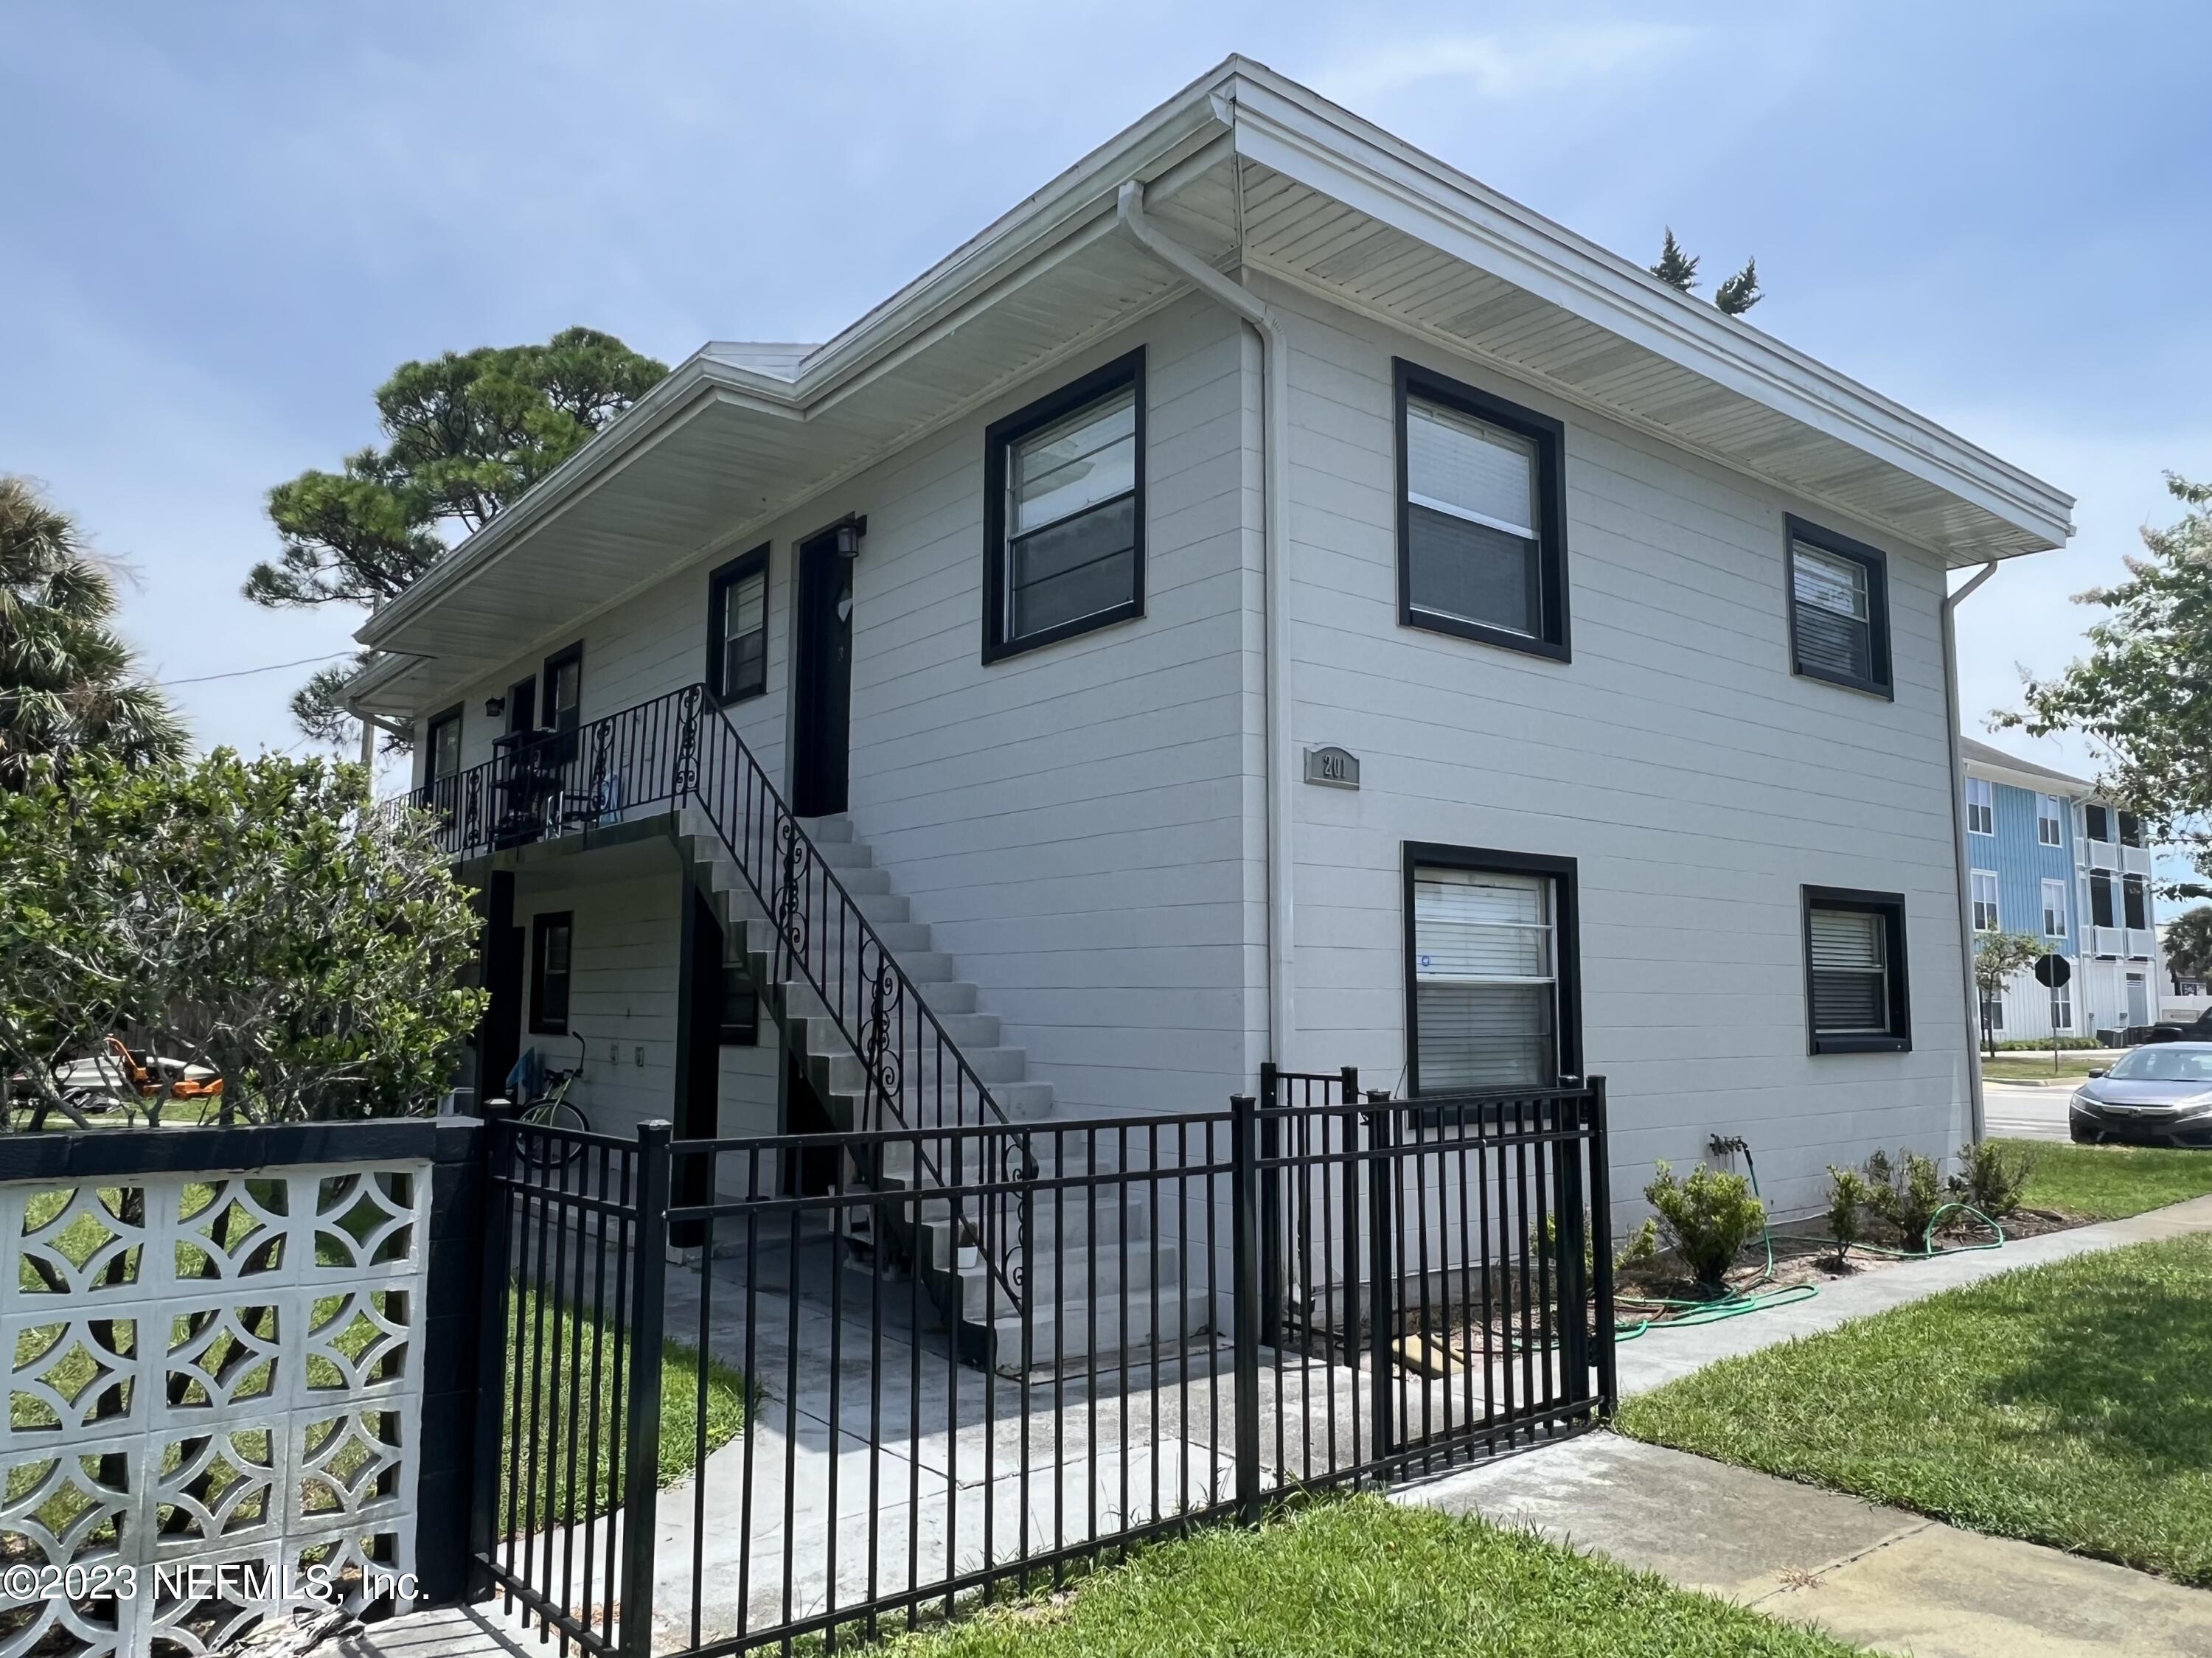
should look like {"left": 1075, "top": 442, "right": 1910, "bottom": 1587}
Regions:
{"left": 1980, "top": 992, "right": 2005, "bottom": 1037}
{"left": 1803, "top": 887, "right": 1911, "bottom": 1054}
{"left": 1404, "top": 845, "right": 1579, "bottom": 1094}
{"left": 2051, "top": 978, "right": 2073, "bottom": 1030}
{"left": 530, "top": 911, "right": 574, "bottom": 1035}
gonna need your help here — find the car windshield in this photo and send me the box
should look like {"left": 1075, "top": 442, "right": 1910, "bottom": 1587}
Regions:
{"left": 2105, "top": 1048, "right": 2212, "bottom": 1083}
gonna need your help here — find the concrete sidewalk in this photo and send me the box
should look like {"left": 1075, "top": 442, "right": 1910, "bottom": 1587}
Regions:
{"left": 1404, "top": 1193, "right": 2212, "bottom": 1657}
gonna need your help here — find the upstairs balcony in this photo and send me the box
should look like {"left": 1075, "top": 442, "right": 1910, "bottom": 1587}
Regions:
{"left": 2082, "top": 837, "right": 2154, "bottom": 878}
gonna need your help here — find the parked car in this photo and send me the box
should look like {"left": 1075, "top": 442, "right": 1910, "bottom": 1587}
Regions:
{"left": 2070, "top": 1042, "right": 2212, "bottom": 1147}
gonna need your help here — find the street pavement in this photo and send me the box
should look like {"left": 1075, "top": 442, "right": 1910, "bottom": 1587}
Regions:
{"left": 1984, "top": 1079, "right": 2074, "bottom": 1141}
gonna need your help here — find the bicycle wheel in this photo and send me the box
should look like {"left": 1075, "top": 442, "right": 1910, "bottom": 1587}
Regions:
{"left": 515, "top": 1098, "right": 588, "bottom": 1167}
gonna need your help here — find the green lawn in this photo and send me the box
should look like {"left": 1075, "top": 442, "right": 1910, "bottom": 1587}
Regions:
{"left": 1981, "top": 1054, "right": 2104, "bottom": 1081}
{"left": 1618, "top": 1234, "right": 2212, "bottom": 1585}
{"left": 875, "top": 1497, "right": 1860, "bottom": 1657}
{"left": 2008, "top": 1138, "right": 2212, "bottom": 1220}
{"left": 501, "top": 1287, "right": 748, "bottom": 1531}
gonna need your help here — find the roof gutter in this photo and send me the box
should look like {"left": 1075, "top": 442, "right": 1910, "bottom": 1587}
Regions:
{"left": 1115, "top": 176, "right": 1297, "bottom": 1071}
{"left": 1944, "top": 561, "right": 2000, "bottom": 1140}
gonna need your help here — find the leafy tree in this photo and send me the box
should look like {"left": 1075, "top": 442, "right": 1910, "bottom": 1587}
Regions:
{"left": 2165, "top": 904, "right": 2212, "bottom": 989}
{"left": 0, "top": 751, "right": 484, "bottom": 1126}
{"left": 2007, "top": 474, "right": 2212, "bottom": 896}
{"left": 1972, "top": 930, "right": 2048, "bottom": 1057}
{"left": 1650, "top": 229, "right": 1763, "bottom": 316}
{"left": 246, "top": 327, "right": 667, "bottom": 747}
{"left": 0, "top": 476, "right": 186, "bottom": 787}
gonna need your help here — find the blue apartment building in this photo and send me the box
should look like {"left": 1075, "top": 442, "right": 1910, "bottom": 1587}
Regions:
{"left": 1961, "top": 736, "right": 2160, "bottom": 1041}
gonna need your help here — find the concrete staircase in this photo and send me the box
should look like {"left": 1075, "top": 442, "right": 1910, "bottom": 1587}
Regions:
{"left": 672, "top": 806, "right": 1194, "bottom": 1371}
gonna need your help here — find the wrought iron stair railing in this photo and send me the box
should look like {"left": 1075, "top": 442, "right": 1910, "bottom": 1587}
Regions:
{"left": 380, "top": 685, "right": 1033, "bottom": 1316}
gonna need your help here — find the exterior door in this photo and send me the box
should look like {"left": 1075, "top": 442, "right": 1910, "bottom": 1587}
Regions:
{"left": 2126, "top": 972, "right": 2149, "bottom": 1027}
{"left": 791, "top": 527, "right": 854, "bottom": 817}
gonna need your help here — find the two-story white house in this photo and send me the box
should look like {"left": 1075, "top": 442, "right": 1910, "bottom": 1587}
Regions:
{"left": 350, "top": 59, "right": 2073, "bottom": 1265}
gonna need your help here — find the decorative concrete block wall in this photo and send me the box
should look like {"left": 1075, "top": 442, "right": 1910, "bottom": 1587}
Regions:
{"left": 1, "top": 1152, "right": 434, "bottom": 1657}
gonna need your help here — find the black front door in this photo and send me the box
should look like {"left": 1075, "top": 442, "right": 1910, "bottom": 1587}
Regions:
{"left": 791, "top": 527, "right": 853, "bottom": 817}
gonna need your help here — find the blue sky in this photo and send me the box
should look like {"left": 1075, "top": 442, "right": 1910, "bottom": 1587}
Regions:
{"left": 5, "top": 1, "right": 2208, "bottom": 809}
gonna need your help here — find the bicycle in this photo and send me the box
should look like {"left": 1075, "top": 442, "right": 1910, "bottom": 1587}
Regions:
{"left": 515, "top": 1034, "right": 588, "bottom": 1167}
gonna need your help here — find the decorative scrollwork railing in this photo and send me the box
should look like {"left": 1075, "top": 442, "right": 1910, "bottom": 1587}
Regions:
{"left": 378, "top": 683, "right": 1033, "bottom": 1315}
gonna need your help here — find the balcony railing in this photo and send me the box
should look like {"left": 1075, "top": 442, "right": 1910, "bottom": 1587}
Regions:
{"left": 382, "top": 685, "right": 1032, "bottom": 1320}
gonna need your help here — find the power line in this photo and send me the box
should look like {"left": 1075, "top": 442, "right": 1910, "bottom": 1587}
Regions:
{"left": 156, "top": 650, "right": 355, "bottom": 687}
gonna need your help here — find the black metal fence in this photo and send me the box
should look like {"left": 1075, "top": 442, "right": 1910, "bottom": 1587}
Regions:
{"left": 473, "top": 1079, "right": 1613, "bottom": 1657}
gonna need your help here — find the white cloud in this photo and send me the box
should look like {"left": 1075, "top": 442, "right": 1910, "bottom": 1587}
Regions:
{"left": 1324, "top": 21, "right": 1702, "bottom": 104}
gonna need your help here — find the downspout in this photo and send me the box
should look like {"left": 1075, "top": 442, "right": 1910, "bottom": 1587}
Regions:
{"left": 1115, "top": 178, "right": 1296, "bottom": 1069}
{"left": 1943, "top": 561, "right": 2000, "bottom": 1139}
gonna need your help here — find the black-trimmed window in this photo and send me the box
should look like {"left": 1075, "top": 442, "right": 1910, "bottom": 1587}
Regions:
{"left": 1803, "top": 887, "right": 1910, "bottom": 1053}
{"left": 982, "top": 350, "right": 1144, "bottom": 662}
{"left": 2124, "top": 873, "right": 2149, "bottom": 931}
{"left": 720, "top": 930, "right": 759, "bottom": 1045}
{"left": 424, "top": 704, "right": 463, "bottom": 784}
{"left": 2090, "top": 871, "right": 2116, "bottom": 929}
{"left": 2086, "top": 803, "right": 2112, "bottom": 843}
{"left": 529, "top": 911, "right": 574, "bottom": 1035}
{"left": 1404, "top": 844, "right": 1581, "bottom": 1095}
{"left": 2118, "top": 810, "right": 2144, "bottom": 848}
{"left": 1786, "top": 518, "right": 1891, "bottom": 697}
{"left": 1395, "top": 360, "right": 1569, "bottom": 660}
{"left": 541, "top": 641, "right": 582, "bottom": 763}
{"left": 708, "top": 545, "right": 769, "bottom": 704}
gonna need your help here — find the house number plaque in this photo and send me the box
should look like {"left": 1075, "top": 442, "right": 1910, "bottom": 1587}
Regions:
{"left": 1304, "top": 745, "right": 1360, "bottom": 790}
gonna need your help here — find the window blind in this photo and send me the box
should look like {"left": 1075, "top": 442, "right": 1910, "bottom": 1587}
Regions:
{"left": 1809, "top": 906, "right": 1887, "bottom": 1035}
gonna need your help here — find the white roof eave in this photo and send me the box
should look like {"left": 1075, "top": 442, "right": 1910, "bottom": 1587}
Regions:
{"left": 359, "top": 54, "right": 2073, "bottom": 669}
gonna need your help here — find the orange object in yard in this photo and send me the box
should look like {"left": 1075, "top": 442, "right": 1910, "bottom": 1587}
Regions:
{"left": 105, "top": 1036, "right": 224, "bottom": 1099}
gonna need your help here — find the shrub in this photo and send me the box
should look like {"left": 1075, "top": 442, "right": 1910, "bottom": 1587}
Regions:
{"left": 1824, "top": 1166, "right": 1871, "bottom": 1261}
{"left": 1991, "top": 1036, "right": 2102, "bottom": 1052}
{"left": 1531, "top": 1212, "right": 1663, "bottom": 1289}
{"left": 1950, "top": 1138, "right": 2038, "bottom": 1219}
{"left": 1864, "top": 1149, "right": 1945, "bottom": 1248}
{"left": 1644, "top": 1161, "right": 1765, "bottom": 1287}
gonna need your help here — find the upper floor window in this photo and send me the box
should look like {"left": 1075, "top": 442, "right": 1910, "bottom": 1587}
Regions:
{"left": 982, "top": 351, "right": 1144, "bottom": 662}
{"left": 541, "top": 642, "right": 582, "bottom": 764}
{"left": 2085, "top": 803, "right": 2112, "bottom": 843}
{"left": 1405, "top": 847, "right": 1579, "bottom": 1094}
{"left": 708, "top": 545, "right": 769, "bottom": 704}
{"left": 1965, "top": 778, "right": 1995, "bottom": 836}
{"left": 2042, "top": 878, "right": 2068, "bottom": 937}
{"left": 1971, "top": 870, "right": 2000, "bottom": 933}
{"left": 425, "top": 705, "right": 463, "bottom": 784}
{"left": 1786, "top": 518, "right": 1891, "bottom": 697}
{"left": 2037, "top": 795, "right": 2063, "bottom": 846}
{"left": 1395, "top": 360, "right": 1569, "bottom": 661}
{"left": 1804, "top": 887, "right": 1910, "bottom": 1053}
{"left": 2118, "top": 810, "right": 2144, "bottom": 848}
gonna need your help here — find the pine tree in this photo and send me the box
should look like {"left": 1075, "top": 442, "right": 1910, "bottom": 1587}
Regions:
{"left": 1649, "top": 228, "right": 1700, "bottom": 293}
{"left": 1714, "top": 257, "right": 1762, "bottom": 316}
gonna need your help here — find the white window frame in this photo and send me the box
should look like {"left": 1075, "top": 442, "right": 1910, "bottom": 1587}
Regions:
{"left": 2042, "top": 877, "right": 2068, "bottom": 938}
{"left": 1406, "top": 851, "right": 1575, "bottom": 1095}
{"left": 1971, "top": 870, "right": 2001, "bottom": 933}
{"left": 1965, "top": 777, "right": 1995, "bottom": 836}
{"left": 2037, "top": 794, "right": 2063, "bottom": 846}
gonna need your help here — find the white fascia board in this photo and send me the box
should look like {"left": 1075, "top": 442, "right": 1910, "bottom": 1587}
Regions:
{"left": 1220, "top": 71, "right": 2075, "bottom": 554}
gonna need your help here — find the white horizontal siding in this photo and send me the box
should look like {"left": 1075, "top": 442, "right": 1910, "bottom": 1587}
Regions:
{"left": 1266, "top": 276, "right": 1972, "bottom": 1216}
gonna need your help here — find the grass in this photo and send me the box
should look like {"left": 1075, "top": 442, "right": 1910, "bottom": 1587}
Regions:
{"left": 872, "top": 1497, "right": 1861, "bottom": 1657}
{"left": 1981, "top": 1053, "right": 2105, "bottom": 1081}
{"left": 501, "top": 1287, "right": 748, "bottom": 1531}
{"left": 1618, "top": 1233, "right": 2212, "bottom": 1585}
{"left": 2008, "top": 1137, "right": 2212, "bottom": 1220}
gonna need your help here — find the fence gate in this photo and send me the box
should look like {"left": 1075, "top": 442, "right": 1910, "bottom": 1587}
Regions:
{"left": 1256, "top": 1071, "right": 1615, "bottom": 1485}
{"left": 470, "top": 1112, "right": 668, "bottom": 1657}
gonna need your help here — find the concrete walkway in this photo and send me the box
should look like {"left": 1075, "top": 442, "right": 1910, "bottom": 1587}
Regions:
{"left": 1404, "top": 1193, "right": 2212, "bottom": 1657}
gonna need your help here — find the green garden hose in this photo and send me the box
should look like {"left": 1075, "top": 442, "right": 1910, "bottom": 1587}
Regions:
{"left": 1613, "top": 1157, "right": 2006, "bottom": 1341}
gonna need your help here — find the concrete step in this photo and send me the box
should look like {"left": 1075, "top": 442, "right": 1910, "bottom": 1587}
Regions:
{"left": 797, "top": 815, "right": 855, "bottom": 844}
{"left": 824, "top": 1044, "right": 1028, "bottom": 1093}
{"left": 950, "top": 1242, "right": 1182, "bottom": 1320}
{"left": 995, "top": 1292, "right": 1209, "bottom": 1370}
